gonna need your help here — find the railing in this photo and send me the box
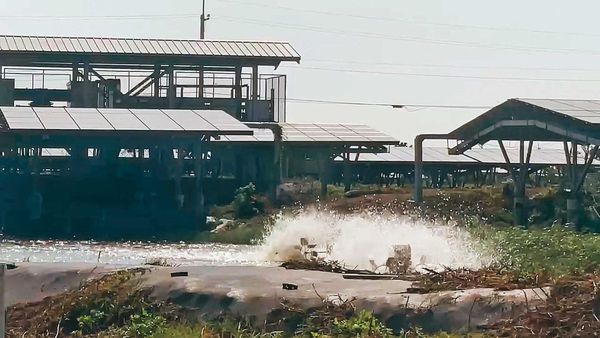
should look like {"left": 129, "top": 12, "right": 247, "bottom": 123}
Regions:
{"left": 2, "top": 67, "right": 288, "bottom": 122}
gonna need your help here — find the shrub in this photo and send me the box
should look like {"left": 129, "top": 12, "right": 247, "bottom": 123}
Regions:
{"left": 332, "top": 310, "right": 393, "bottom": 337}
{"left": 123, "top": 310, "right": 167, "bottom": 337}
{"left": 233, "top": 183, "right": 264, "bottom": 219}
{"left": 469, "top": 222, "right": 600, "bottom": 279}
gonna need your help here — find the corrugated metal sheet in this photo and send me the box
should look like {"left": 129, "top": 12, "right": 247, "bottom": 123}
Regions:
{"left": 0, "top": 107, "right": 251, "bottom": 134}
{"left": 349, "top": 146, "right": 597, "bottom": 166}
{"left": 0, "top": 35, "right": 301, "bottom": 61}
{"left": 281, "top": 123, "right": 397, "bottom": 144}
{"left": 518, "top": 98, "right": 600, "bottom": 124}
{"left": 214, "top": 123, "right": 397, "bottom": 145}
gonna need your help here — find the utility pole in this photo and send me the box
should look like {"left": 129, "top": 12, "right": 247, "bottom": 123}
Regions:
{"left": 200, "top": 0, "right": 210, "bottom": 39}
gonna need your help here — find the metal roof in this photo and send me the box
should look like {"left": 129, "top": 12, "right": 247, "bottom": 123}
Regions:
{"left": 448, "top": 98, "right": 600, "bottom": 154}
{"left": 216, "top": 123, "right": 398, "bottom": 146}
{"left": 0, "top": 35, "right": 301, "bottom": 64}
{"left": 0, "top": 107, "right": 252, "bottom": 135}
{"left": 281, "top": 123, "right": 398, "bottom": 144}
{"left": 349, "top": 146, "right": 596, "bottom": 166}
{"left": 518, "top": 98, "right": 600, "bottom": 124}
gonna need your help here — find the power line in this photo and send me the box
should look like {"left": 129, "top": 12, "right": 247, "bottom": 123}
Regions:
{"left": 0, "top": 14, "right": 200, "bottom": 21}
{"left": 218, "top": 15, "right": 600, "bottom": 56}
{"left": 282, "top": 65, "right": 600, "bottom": 82}
{"left": 304, "top": 58, "right": 600, "bottom": 73}
{"left": 287, "top": 98, "right": 491, "bottom": 109}
{"left": 217, "top": 0, "right": 600, "bottom": 39}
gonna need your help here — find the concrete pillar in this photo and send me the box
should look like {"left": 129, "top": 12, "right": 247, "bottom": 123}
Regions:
{"left": 193, "top": 142, "right": 205, "bottom": 227}
{"left": 272, "top": 125, "right": 283, "bottom": 201}
{"left": 174, "top": 147, "right": 184, "bottom": 210}
{"left": 318, "top": 153, "right": 329, "bottom": 198}
{"left": 343, "top": 153, "right": 352, "bottom": 193}
{"left": 414, "top": 137, "right": 424, "bottom": 203}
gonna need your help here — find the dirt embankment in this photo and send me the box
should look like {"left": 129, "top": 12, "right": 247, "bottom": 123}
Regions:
{"left": 5, "top": 263, "right": 553, "bottom": 336}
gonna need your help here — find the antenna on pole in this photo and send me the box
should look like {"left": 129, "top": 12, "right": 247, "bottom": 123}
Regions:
{"left": 200, "top": 0, "right": 210, "bottom": 39}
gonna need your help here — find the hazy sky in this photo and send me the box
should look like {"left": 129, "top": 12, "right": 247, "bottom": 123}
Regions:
{"left": 2, "top": 0, "right": 600, "bottom": 145}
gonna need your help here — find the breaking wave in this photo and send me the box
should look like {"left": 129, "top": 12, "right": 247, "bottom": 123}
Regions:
{"left": 258, "top": 210, "right": 489, "bottom": 271}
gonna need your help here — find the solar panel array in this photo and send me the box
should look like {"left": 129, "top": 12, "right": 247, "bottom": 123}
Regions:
{"left": 0, "top": 107, "right": 252, "bottom": 134}
{"left": 215, "top": 123, "right": 397, "bottom": 145}
{"left": 0, "top": 35, "right": 300, "bottom": 61}
{"left": 351, "top": 146, "right": 597, "bottom": 166}
{"left": 281, "top": 123, "right": 397, "bottom": 144}
{"left": 518, "top": 98, "right": 600, "bottom": 124}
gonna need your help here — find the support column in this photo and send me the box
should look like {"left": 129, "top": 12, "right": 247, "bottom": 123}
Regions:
{"left": 342, "top": 152, "right": 352, "bottom": 193}
{"left": 174, "top": 147, "right": 185, "bottom": 210}
{"left": 271, "top": 125, "right": 283, "bottom": 201}
{"left": 193, "top": 141, "right": 205, "bottom": 227}
{"left": 153, "top": 65, "right": 161, "bottom": 98}
{"left": 318, "top": 152, "right": 330, "bottom": 198}
{"left": 199, "top": 66, "right": 205, "bottom": 99}
{"left": 567, "top": 142, "right": 579, "bottom": 225}
{"left": 234, "top": 66, "right": 242, "bottom": 119}
{"left": 513, "top": 140, "right": 529, "bottom": 227}
{"left": 167, "top": 65, "right": 176, "bottom": 108}
{"left": 250, "top": 65, "right": 259, "bottom": 120}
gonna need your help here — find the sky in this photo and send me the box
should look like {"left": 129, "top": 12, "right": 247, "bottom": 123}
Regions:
{"left": 2, "top": 0, "right": 600, "bottom": 146}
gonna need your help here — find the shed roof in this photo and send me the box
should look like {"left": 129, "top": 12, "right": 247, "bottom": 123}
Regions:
{"left": 0, "top": 35, "right": 301, "bottom": 66}
{"left": 448, "top": 98, "right": 600, "bottom": 154}
{"left": 348, "top": 146, "right": 597, "bottom": 166}
{"left": 217, "top": 123, "right": 398, "bottom": 147}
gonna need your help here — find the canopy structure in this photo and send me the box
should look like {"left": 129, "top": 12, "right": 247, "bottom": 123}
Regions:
{"left": 0, "top": 35, "right": 300, "bottom": 122}
{"left": 449, "top": 98, "right": 600, "bottom": 155}
{"left": 352, "top": 146, "right": 597, "bottom": 166}
{"left": 217, "top": 123, "right": 398, "bottom": 147}
{"left": 0, "top": 35, "right": 301, "bottom": 66}
{"left": 415, "top": 98, "right": 600, "bottom": 227}
{"left": 211, "top": 122, "right": 399, "bottom": 194}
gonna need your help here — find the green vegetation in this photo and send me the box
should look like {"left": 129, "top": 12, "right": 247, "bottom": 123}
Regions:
{"left": 469, "top": 222, "right": 600, "bottom": 279}
{"left": 234, "top": 183, "right": 265, "bottom": 219}
{"left": 331, "top": 310, "right": 393, "bottom": 337}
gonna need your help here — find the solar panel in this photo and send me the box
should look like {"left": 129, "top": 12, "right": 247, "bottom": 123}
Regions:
{"left": 99, "top": 108, "right": 149, "bottom": 131}
{"left": 280, "top": 123, "right": 397, "bottom": 145}
{"left": 130, "top": 109, "right": 182, "bottom": 131}
{"left": 0, "top": 35, "right": 301, "bottom": 62}
{"left": 66, "top": 108, "right": 113, "bottom": 130}
{"left": 33, "top": 107, "right": 78, "bottom": 130}
{"left": 0, "top": 107, "right": 251, "bottom": 135}
{"left": 193, "top": 110, "right": 251, "bottom": 133}
{"left": 1, "top": 106, "right": 43, "bottom": 129}
{"left": 519, "top": 98, "right": 600, "bottom": 124}
{"left": 161, "top": 109, "right": 217, "bottom": 132}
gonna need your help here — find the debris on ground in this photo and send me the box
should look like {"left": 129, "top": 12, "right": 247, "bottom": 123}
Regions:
{"left": 483, "top": 277, "right": 600, "bottom": 337}
{"left": 280, "top": 259, "right": 372, "bottom": 275}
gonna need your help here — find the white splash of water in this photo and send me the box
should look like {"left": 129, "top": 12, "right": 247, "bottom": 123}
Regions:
{"left": 258, "top": 210, "right": 489, "bottom": 270}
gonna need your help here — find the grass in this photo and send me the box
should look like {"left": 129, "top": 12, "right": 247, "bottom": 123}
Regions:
{"left": 469, "top": 222, "right": 600, "bottom": 279}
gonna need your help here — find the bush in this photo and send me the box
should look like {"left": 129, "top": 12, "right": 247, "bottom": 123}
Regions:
{"left": 332, "top": 310, "right": 393, "bottom": 337}
{"left": 233, "top": 183, "right": 264, "bottom": 219}
{"left": 123, "top": 310, "right": 167, "bottom": 337}
{"left": 469, "top": 222, "right": 600, "bottom": 279}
